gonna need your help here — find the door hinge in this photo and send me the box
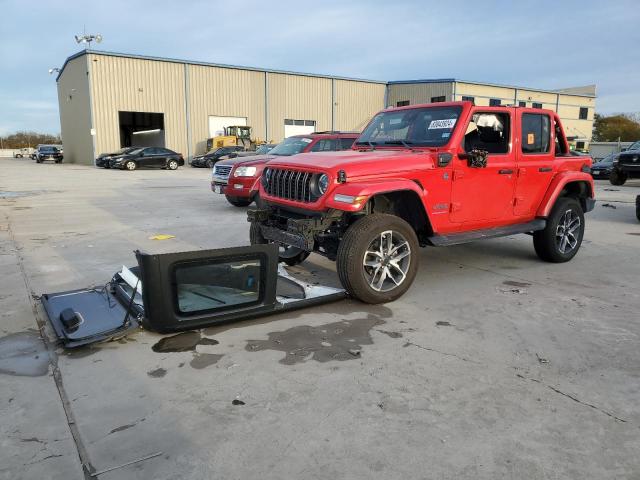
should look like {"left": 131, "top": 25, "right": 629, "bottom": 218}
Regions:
{"left": 450, "top": 202, "right": 462, "bottom": 212}
{"left": 453, "top": 170, "right": 465, "bottom": 180}
{"left": 518, "top": 168, "right": 527, "bottom": 176}
{"left": 514, "top": 196, "right": 524, "bottom": 206}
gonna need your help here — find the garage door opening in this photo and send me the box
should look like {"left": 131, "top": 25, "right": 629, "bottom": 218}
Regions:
{"left": 284, "top": 119, "right": 316, "bottom": 137}
{"left": 119, "top": 111, "right": 165, "bottom": 148}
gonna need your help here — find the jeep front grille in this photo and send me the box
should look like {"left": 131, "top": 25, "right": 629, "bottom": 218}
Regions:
{"left": 264, "top": 168, "right": 313, "bottom": 202}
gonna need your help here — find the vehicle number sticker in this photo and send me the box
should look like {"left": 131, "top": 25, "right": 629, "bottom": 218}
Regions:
{"left": 527, "top": 133, "right": 535, "bottom": 144}
{"left": 301, "top": 138, "right": 313, "bottom": 143}
{"left": 428, "top": 119, "right": 457, "bottom": 129}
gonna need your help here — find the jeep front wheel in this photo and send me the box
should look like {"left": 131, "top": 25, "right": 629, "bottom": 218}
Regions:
{"left": 533, "top": 197, "right": 585, "bottom": 263}
{"left": 609, "top": 170, "right": 627, "bottom": 186}
{"left": 337, "top": 214, "right": 419, "bottom": 304}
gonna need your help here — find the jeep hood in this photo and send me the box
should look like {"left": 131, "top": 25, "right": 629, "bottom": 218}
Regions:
{"left": 264, "top": 150, "right": 437, "bottom": 178}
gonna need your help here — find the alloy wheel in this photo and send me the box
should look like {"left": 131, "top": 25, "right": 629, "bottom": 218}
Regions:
{"left": 555, "top": 209, "right": 581, "bottom": 254}
{"left": 363, "top": 230, "right": 411, "bottom": 292}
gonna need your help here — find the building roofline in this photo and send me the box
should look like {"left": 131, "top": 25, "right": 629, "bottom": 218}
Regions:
{"left": 56, "top": 49, "right": 388, "bottom": 84}
{"left": 387, "top": 78, "right": 596, "bottom": 98}
{"left": 55, "top": 50, "right": 596, "bottom": 99}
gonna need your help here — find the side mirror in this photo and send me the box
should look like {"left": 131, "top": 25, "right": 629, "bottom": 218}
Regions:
{"left": 459, "top": 149, "right": 488, "bottom": 168}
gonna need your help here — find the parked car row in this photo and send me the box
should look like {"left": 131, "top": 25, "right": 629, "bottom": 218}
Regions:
{"left": 211, "top": 132, "right": 358, "bottom": 207}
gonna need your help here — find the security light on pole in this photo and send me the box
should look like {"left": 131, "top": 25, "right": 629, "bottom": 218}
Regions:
{"left": 49, "top": 68, "right": 61, "bottom": 75}
{"left": 75, "top": 33, "right": 102, "bottom": 49}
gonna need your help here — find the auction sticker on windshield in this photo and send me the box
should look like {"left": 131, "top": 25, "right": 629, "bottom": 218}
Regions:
{"left": 428, "top": 119, "right": 457, "bottom": 129}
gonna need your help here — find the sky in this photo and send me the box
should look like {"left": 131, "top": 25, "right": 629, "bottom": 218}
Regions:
{"left": 1, "top": 0, "right": 639, "bottom": 135}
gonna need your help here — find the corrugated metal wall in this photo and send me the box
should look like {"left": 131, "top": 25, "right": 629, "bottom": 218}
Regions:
{"left": 334, "top": 80, "right": 385, "bottom": 132}
{"left": 188, "top": 65, "right": 266, "bottom": 155}
{"left": 386, "top": 82, "right": 453, "bottom": 107}
{"left": 266, "top": 73, "right": 333, "bottom": 140}
{"left": 57, "top": 56, "right": 93, "bottom": 164}
{"left": 88, "top": 53, "right": 188, "bottom": 158}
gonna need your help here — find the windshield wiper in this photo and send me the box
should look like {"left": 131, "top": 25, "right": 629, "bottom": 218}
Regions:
{"left": 355, "top": 141, "right": 376, "bottom": 150}
{"left": 382, "top": 140, "right": 416, "bottom": 150}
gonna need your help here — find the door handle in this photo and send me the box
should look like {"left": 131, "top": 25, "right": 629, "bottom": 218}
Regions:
{"left": 498, "top": 169, "right": 514, "bottom": 175}
{"left": 539, "top": 167, "right": 552, "bottom": 172}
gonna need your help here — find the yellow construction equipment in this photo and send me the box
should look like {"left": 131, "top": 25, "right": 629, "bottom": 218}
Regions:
{"left": 207, "top": 126, "right": 260, "bottom": 152}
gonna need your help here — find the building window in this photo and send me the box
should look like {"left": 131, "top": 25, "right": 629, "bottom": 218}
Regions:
{"left": 532, "top": 102, "right": 543, "bottom": 109}
{"left": 461, "top": 96, "right": 475, "bottom": 104}
{"left": 576, "top": 141, "right": 585, "bottom": 150}
{"left": 579, "top": 107, "right": 588, "bottom": 120}
{"left": 396, "top": 100, "right": 410, "bottom": 107}
{"left": 489, "top": 98, "right": 501, "bottom": 106}
{"left": 431, "top": 96, "right": 446, "bottom": 103}
{"left": 284, "top": 119, "right": 316, "bottom": 127}
{"left": 518, "top": 101, "right": 527, "bottom": 107}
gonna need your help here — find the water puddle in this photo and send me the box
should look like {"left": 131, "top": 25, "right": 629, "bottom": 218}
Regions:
{"left": 151, "top": 332, "right": 218, "bottom": 353}
{"left": 245, "top": 314, "right": 386, "bottom": 365}
{"left": 0, "top": 332, "right": 50, "bottom": 376}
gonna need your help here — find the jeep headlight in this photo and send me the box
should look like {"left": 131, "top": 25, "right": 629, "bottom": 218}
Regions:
{"left": 234, "top": 166, "right": 257, "bottom": 177}
{"left": 317, "top": 173, "right": 329, "bottom": 195}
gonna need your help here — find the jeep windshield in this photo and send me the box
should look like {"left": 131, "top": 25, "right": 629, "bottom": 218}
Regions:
{"left": 356, "top": 105, "right": 463, "bottom": 147}
{"left": 268, "top": 137, "right": 313, "bottom": 156}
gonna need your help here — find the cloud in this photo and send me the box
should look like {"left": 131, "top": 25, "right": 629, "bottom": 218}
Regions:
{"left": 1, "top": 0, "right": 639, "bottom": 134}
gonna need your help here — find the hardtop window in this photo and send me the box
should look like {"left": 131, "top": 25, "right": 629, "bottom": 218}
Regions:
{"left": 356, "top": 106, "right": 463, "bottom": 147}
{"left": 269, "top": 136, "right": 313, "bottom": 156}
{"left": 464, "top": 112, "right": 510, "bottom": 154}
{"left": 521, "top": 113, "right": 551, "bottom": 154}
{"left": 174, "top": 258, "right": 263, "bottom": 315}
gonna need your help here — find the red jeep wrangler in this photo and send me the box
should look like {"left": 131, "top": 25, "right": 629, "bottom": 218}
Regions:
{"left": 212, "top": 132, "right": 358, "bottom": 207}
{"left": 248, "top": 102, "right": 595, "bottom": 303}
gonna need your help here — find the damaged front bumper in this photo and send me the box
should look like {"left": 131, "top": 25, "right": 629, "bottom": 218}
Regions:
{"left": 42, "top": 244, "right": 345, "bottom": 348}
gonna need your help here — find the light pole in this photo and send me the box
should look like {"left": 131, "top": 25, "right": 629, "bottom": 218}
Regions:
{"left": 48, "top": 67, "right": 60, "bottom": 75}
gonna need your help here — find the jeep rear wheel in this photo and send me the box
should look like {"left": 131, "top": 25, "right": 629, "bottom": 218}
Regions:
{"left": 249, "top": 222, "right": 310, "bottom": 266}
{"left": 609, "top": 170, "right": 627, "bottom": 186}
{"left": 635, "top": 195, "right": 640, "bottom": 222}
{"left": 337, "top": 214, "right": 419, "bottom": 304}
{"left": 533, "top": 197, "right": 584, "bottom": 263}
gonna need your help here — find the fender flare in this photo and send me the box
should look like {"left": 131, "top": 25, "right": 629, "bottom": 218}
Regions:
{"left": 324, "top": 179, "right": 428, "bottom": 212}
{"left": 536, "top": 171, "right": 595, "bottom": 217}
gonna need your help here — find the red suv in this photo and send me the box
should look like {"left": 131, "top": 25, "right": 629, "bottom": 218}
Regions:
{"left": 249, "top": 102, "right": 595, "bottom": 303}
{"left": 212, "top": 132, "right": 358, "bottom": 207}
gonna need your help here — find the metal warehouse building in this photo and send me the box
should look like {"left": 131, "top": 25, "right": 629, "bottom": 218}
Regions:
{"left": 56, "top": 50, "right": 596, "bottom": 164}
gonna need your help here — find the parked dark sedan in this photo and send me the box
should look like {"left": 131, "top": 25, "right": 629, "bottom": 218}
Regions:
{"left": 35, "top": 145, "right": 63, "bottom": 163}
{"left": 96, "top": 147, "right": 138, "bottom": 168}
{"left": 190, "top": 146, "right": 244, "bottom": 168}
{"left": 590, "top": 153, "right": 616, "bottom": 179}
{"left": 109, "top": 147, "right": 184, "bottom": 171}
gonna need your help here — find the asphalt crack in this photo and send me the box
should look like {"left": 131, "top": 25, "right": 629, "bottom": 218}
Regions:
{"left": 516, "top": 374, "right": 627, "bottom": 423}
{"left": 403, "top": 341, "right": 481, "bottom": 364}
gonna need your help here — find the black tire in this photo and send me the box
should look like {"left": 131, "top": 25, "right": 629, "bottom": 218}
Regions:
{"left": 635, "top": 195, "right": 640, "bottom": 222}
{"left": 36, "top": 158, "right": 42, "bottom": 163}
{"left": 249, "top": 222, "right": 310, "bottom": 266}
{"left": 206, "top": 159, "right": 215, "bottom": 169}
{"left": 167, "top": 159, "right": 179, "bottom": 170}
{"left": 336, "top": 213, "right": 419, "bottom": 304}
{"left": 124, "top": 160, "right": 137, "bottom": 171}
{"left": 533, "top": 197, "right": 585, "bottom": 263}
{"left": 226, "top": 196, "right": 252, "bottom": 207}
{"left": 609, "top": 170, "right": 627, "bottom": 186}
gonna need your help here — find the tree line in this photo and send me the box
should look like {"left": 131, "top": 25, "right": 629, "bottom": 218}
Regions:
{"left": 0, "top": 131, "right": 62, "bottom": 149}
{"left": 592, "top": 113, "right": 640, "bottom": 142}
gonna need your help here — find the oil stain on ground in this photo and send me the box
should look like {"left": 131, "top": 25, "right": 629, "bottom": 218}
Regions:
{"left": 190, "top": 353, "right": 224, "bottom": 369}
{"left": 0, "top": 332, "right": 50, "bottom": 377}
{"left": 152, "top": 332, "right": 219, "bottom": 353}
{"left": 245, "top": 314, "right": 386, "bottom": 365}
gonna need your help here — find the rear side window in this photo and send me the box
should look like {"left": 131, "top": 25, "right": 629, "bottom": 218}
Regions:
{"left": 310, "top": 139, "right": 338, "bottom": 152}
{"left": 521, "top": 113, "right": 550, "bottom": 154}
{"left": 339, "top": 138, "right": 355, "bottom": 150}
